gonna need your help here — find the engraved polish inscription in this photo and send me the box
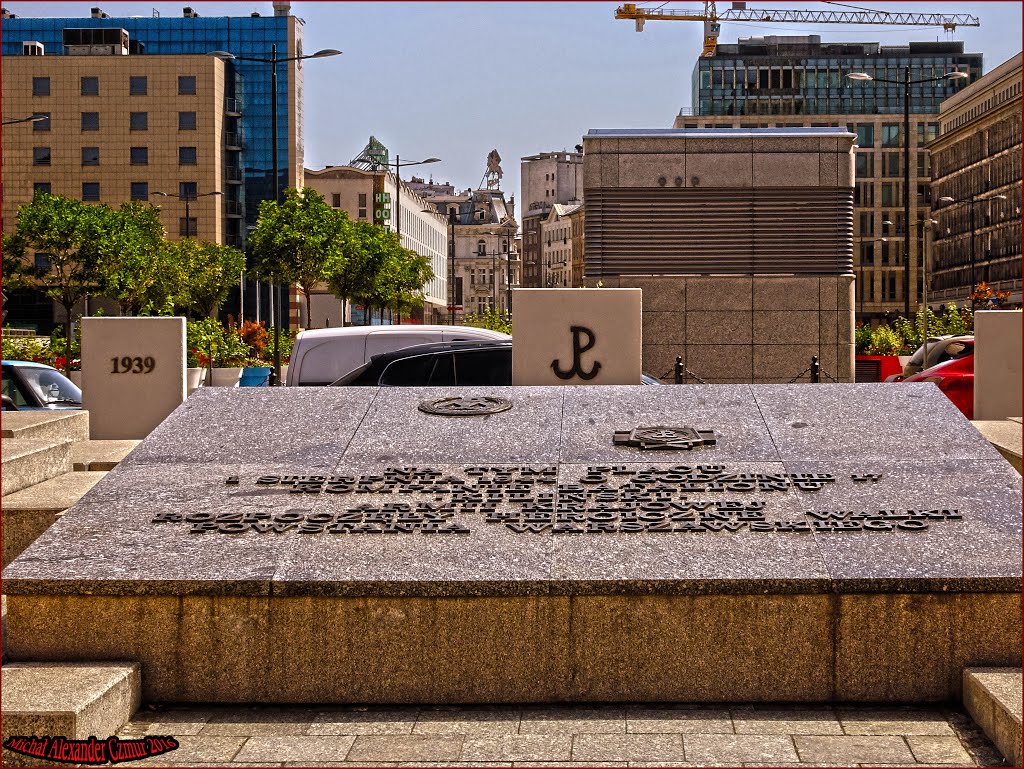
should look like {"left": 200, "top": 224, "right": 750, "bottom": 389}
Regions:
{"left": 145, "top": 465, "right": 963, "bottom": 536}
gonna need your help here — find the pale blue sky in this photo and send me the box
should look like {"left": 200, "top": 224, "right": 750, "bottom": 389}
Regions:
{"left": 6, "top": 1, "right": 1022, "bottom": 214}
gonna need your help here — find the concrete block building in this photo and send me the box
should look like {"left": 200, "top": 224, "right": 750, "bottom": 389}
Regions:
{"left": 582, "top": 127, "right": 856, "bottom": 384}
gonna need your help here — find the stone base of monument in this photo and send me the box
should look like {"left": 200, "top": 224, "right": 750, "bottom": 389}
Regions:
{"left": 3, "top": 385, "right": 1021, "bottom": 704}
{"left": 963, "top": 667, "right": 1023, "bottom": 767}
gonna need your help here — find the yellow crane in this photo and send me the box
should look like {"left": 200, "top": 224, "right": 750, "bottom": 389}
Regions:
{"left": 615, "top": 2, "right": 981, "bottom": 57}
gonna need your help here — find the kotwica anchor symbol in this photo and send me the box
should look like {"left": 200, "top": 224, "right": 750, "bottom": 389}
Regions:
{"left": 551, "top": 325, "right": 602, "bottom": 381}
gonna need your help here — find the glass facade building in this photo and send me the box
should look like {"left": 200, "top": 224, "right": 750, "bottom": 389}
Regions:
{"left": 692, "top": 36, "right": 980, "bottom": 117}
{"left": 2, "top": 11, "right": 303, "bottom": 239}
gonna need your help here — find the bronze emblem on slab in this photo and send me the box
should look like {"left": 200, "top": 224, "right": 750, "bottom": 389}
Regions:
{"left": 418, "top": 396, "right": 513, "bottom": 416}
{"left": 613, "top": 426, "right": 717, "bottom": 450}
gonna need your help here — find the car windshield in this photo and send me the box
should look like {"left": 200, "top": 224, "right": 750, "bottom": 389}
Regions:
{"left": 19, "top": 367, "right": 82, "bottom": 404}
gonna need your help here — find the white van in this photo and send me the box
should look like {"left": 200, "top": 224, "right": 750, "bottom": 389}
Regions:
{"left": 286, "top": 325, "right": 512, "bottom": 386}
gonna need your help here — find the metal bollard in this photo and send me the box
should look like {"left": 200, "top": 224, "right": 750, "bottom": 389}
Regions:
{"left": 675, "top": 355, "right": 683, "bottom": 385}
{"left": 811, "top": 355, "right": 820, "bottom": 384}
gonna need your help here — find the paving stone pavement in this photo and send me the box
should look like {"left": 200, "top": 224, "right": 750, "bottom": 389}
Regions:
{"left": 109, "top": 703, "right": 1007, "bottom": 767}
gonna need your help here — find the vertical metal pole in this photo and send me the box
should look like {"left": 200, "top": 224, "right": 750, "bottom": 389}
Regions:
{"left": 969, "top": 195, "right": 977, "bottom": 307}
{"left": 674, "top": 355, "right": 683, "bottom": 385}
{"left": 506, "top": 227, "right": 512, "bottom": 318}
{"left": 811, "top": 355, "right": 820, "bottom": 383}
{"left": 922, "top": 219, "right": 930, "bottom": 371}
{"left": 902, "top": 65, "right": 911, "bottom": 318}
{"left": 394, "top": 155, "right": 400, "bottom": 248}
{"left": 270, "top": 43, "right": 282, "bottom": 385}
{"left": 184, "top": 195, "right": 191, "bottom": 238}
{"left": 492, "top": 242, "right": 496, "bottom": 311}
{"left": 448, "top": 212, "right": 456, "bottom": 325}
{"left": 239, "top": 271, "right": 245, "bottom": 320}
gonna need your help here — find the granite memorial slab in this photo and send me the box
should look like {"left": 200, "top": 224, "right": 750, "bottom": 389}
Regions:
{"left": 3, "top": 384, "right": 1020, "bottom": 703}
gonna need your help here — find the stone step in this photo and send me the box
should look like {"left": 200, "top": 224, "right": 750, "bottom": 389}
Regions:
{"left": 1, "top": 410, "right": 89, "bottom": 444}
{"left": 2, "top": 471, "right": 108, "bottom": 568}
{"left": 971, "top": 419, "right": 1023, "bottom": 473}
{"left": 0, "top": 438, "right": 72, "bottom": 496}
{"left": 71, "top": 440, "right": 141, "bottom": 471}
{"left": 964, "top": 667, "right": 1022, "bottom": 767}
{"left": 1, "top": 662, "right": 141, "bottom": 767}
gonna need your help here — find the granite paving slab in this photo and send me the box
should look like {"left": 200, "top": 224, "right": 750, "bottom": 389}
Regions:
{"left": 753, "top": 383, "right": 1002, "bottom": 462}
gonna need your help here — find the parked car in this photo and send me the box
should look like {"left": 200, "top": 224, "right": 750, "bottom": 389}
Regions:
{"left": 902, "top": 353, "right": 974, "bottom": 419}
{"left": 287, "top": 325, "right": 511, "bottom": 386}
{"left": 332, "top": 341, "right": 663, "bottom": 387}
{"left": 901, "top": 335, "right": 974, "bottom": 378}
{"left": 2, "top": 361, "right": 82, "bottom": 410}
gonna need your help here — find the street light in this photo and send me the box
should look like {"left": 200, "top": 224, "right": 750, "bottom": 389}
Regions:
{"left": 209, "top": 46, "right": 341, "bottom": 385}
{"left": 503, "top": 220, "right": 518, "bottom": 319}
{"left": 937, "top": 193, "right": 1008, "bottom": 307}
{"left": 152, "top": 189, "right": 222, "bottom": 238}
{"left": 848, "top": 68, "right": 968, "bottom": 317}
{"left": 369, "top": 156, "right": 440, "bottom": 247}
{"left": 2, "top": 113, "right": 47, "bottom": 125}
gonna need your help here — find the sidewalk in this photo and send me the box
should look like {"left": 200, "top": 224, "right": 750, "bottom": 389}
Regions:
{"left": 115, "top": 702, "right": 1006, "bottom": 767}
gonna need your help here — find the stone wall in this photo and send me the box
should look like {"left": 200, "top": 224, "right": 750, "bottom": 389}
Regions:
{"left": 586, "top": 274, "right": 855, "bottom": 383}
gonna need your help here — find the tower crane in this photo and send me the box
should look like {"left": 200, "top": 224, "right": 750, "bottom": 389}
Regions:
{"left": 615, "top": 2, "right": 981, "bottom": 57}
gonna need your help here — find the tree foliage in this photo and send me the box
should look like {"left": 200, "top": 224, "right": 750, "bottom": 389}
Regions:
{"left": 165, "top": 239, "right": 245, "bottom": 318}
{"left": 248, "top": 187, "right": 348, "bottom": 327}
{"left": 95, "top": 202, "right": 166, "bottom": 315}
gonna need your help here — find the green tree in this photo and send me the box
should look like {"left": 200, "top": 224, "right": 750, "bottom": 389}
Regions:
{"left": 462, "top": 306, "right": 512, "bottom": 335}
{"left": 169, "top": 240, "right": 246, "bottom": 318}
{"left": 387, "top": 249, "right": 434, "bottom": 323}
{"left": 325, "top": 221, "right": 389, "bottom": 325}
{"left": 95, "top": 202, "right": 166, "bottom": 316}
{"left": 2, "top": 192, "right": 108, "bottom": 375}
{"left": 249, "top": 187, "right": 348, "bottom": 328}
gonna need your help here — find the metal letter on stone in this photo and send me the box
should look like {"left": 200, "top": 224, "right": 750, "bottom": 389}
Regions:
{"left": 418, "top": 396, "right": 513, "bottom": 416}
{"left": 613, "top": 426, "right": 717, "bottom": 451}
{"left": 551, "top": 325, "right": 602, "bottom": 381}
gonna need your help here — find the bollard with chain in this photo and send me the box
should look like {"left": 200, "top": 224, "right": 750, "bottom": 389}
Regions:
{"left": 811, "top": 355, "right": 820, "bottom": 384}
{"left": 675, "top": 355, "right": 683, "bottom": 385}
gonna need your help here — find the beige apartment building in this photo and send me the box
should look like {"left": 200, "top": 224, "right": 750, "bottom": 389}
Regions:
{"left": 2, "top": 54, "right": 231, "bottom": 243}
{"left": 520, "top": 150, "right": 584, "bottom": 288}
{"left": 540, "top": 203, "right": 580, "bottom": 287}
{"left": 929, "top": 52, "right": 1022, "bottom": 305}
{"left": 303, "top": 165, "right": 449, "bottom": 326}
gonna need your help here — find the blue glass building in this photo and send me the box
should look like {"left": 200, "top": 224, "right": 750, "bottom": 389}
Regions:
{"left": 2, "top": 7, "right": 302, "bottom": 236}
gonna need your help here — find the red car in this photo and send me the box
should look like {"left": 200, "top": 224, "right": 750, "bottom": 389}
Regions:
{"left": 903, "top": 354, "right": 974, "bottom": 419}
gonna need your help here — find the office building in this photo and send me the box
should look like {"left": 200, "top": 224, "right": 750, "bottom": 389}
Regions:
{"left": 679, "top": 36, "right": 982, "bottom": 321}
{"left": 1, "top": 3, "right": 304, "bottom": 331}
{"left": 303, "top": 165, "right": 449, "bottom": 325}
{"left": 930, "top": 52, "right": 1022, "bottom": 305}
{"left": 540, "top": 203, "right": 581, "bottom": 288}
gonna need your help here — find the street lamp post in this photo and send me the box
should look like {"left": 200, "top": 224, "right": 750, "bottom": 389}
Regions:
{"left": 503, "top": 222, "right": 517, "bottom": 319}
{"left": 374, "top": 155, "right": 440, "bottom": 243}
{"left": 848, "top": 68, "right": 968, "bottom": 317}
{"left": 152, "top": 189, "right": 222, "bottom": 238}
{"left": 209, "top": 46, "right": 340, "bottom": 385}
{"left": 448, "top": 209, "right": 458, "bottom": 325}
{"left": 937, "top": 193, "right": 1008, "bottom": 307}
{"left": 2, "top": 113, "right": 47, "bottom": 126}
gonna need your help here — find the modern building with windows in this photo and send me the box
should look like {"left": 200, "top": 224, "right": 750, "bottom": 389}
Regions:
{"left": 1, "top": 3, "right": 304, "bottom": 331}
{"left": 303, "top": 165, "right": 450, "bottom": 326}
{"left": 520, "top": 149, "right": 584, "bottom": 288}
{"left": 679, "top": 35, "right": 981, "bottom": 321}
{"left": 930, "top": 52, "right": 1022, "bottom": 306}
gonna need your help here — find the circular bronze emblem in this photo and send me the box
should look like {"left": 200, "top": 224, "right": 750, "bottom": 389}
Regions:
{"left": 418, "top": 396, "right": 513, "bottom": 416}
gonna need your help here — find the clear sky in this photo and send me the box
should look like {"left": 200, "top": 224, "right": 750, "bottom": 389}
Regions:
{"left": 5, "top": 1, "right": 1022, "bottom": 219}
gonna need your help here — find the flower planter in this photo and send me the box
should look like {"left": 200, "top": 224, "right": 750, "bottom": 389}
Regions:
{"left": 854, "top": 355, "right": 903, "bottom": 383}
{"left": 209, "top": 367, "right": 243, "bottom": 387}
{"left": 187, "top": 367, "right": 205, "bottom": 394}
{"left": 239, "top": 366, "right": 272, "bottom": 387}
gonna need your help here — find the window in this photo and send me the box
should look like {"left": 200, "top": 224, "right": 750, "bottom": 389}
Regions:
{"left": 80, "top": 76, "right": 99, "bottom": 96}
{"left": 81, "top": 147, "right": 100, "bottom": 166}
{"left": 454, "top": 349, "right": 511, "bottom": 386}
{"left": 82, "top": 182, "right": 100, "bottom": 201}
{"left": 130, "top": 147, "right": 148, "bottom": 165}
{"left": 881, "top": 123, "right": 903, "bottom": 148}
{"left": 33, "top": 112, "right": 50, "bottom": 131}
{"left": 178, "top": 76, "right": 197, "bottom": 95}
{"left": 178, "top": 146, "right": 197, "bottom": 165}
{"left": 854, "top": 123, "right": 874, "bottom": 148}
{"left": 881, "top": 153, "right": 901, "bottom": 177}
{"left": 130, "top": 182, "right": 149, "bottom": 201}
{"left": 34, "top": 253, "right": 51, "bottom": 270}
{"left": 178, "top": 111, "right": 197, "bottom": 130}
{"left": 179, "top": 182, "right": 198, "bottom": 200}
{"left": 129, "top": 76, "right": 147, "bottom": 95}
{"left": 32, "top": 76, "right": 50, "bottom": 96}
{"left": 477, "top": 240, "right": 486, "bottom": 256}
{"left": 855, "top": 153, "right": 873, "bottom": 178}
{"left": 33, "top": 182, "right": 51, "bottom": 195}
{"left": 332, "top": 193, "right": 341, "bottom": 208}
{"left": 179, "top": 218, "right": 198, "bottom": 237}
{"left": 81, "top": 112, "right": 99, "bottom": 131}
{"left": 129, "top": 112, "right": 148, "bottom": 131}
{"left": 32, "top": 147, "right": 51, "bottom": 166}
{"left": 916, "top": 122, "right": 939, "bottom": 146}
